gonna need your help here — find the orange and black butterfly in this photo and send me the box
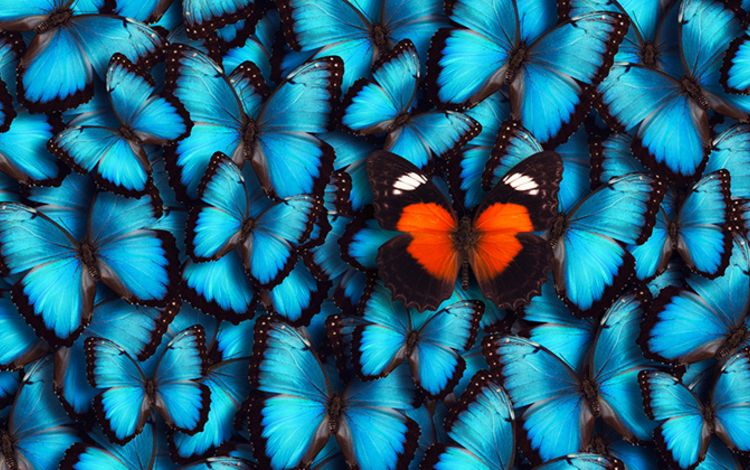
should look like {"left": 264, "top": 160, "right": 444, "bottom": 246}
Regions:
{"left": 367, "top": 150, "right": 562, "bottom": 311}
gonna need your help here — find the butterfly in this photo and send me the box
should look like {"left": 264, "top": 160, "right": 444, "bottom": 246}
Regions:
{"left": 429, "top": 0, "right": 627, "bottom": 145}
{"left": 85, "top": 325, "right": 210, "bottom": 444}
{"left": 165, "top": 45, "right": 340, "bottom": 200}
{"left": 340, "top": 39, "right": 479, "bottom": 170}
{"left": 640, "top": 240, "right": 750, "bottom": 365}
{"left": 187, "top": 153, "right": 321, "bottom": 287}
{"left": 485, "top": 292, "right": 658, "bottom": 462}
{"left": 367, "top": 149, "right": 561, "bottom": 311}
{"left": 422, "top": 371, "right": 516, "bottom": 469}
{"left": 0, "top": 191, "right": 178, "bottom": 346}
{"left": 50, "top": 53, "right": 190, "bottom": 197}
{"left": 0, "top": 357, "right": 79, "bottom": 470}
{"left": 598, "top": 0, "right": 750, "bottom": 178}
{"left": 278, "top": 0, "right": 447, "bottom": 90}
{"left": 250, "top": 316, "right": 420, "bottom": 470}
{"left": 0, "top": 0, "right": 163, "bottom": 112}
{"left": 60, "top": 422, "right": 163, "bottom": 470}
{"left": 353, "top": 282, "right": 483, "bottom": 398}
{"left": 639, "top": 350, "right": 750, "bottom": 469}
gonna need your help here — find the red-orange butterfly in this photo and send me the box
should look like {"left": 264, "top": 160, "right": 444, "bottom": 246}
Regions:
{"left": 367, "top": 150, "right": 562, "bottom": 311}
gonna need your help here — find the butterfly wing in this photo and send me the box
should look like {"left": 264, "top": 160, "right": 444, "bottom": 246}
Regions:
{"left": 712, "top": 349, "right": 750, "bottom": 452}
{"left": 706, "top": 124, "right": 750, "bottom": 199}
{"left": 677, "top": 170, "right": 732, "bottom": 278}
{"left": 188, "top": 154, "right": 248, "bottom": 261}
{"left": 84, "top": 337, "right": 148, "bottom": 444}
{"left": 10, "top": 358, "right": 79, "bottom": 470}
{"left": 60, "top": 421, "right": 156, "bottom": 470}
{"left": 598, "top": 64, "right": 708, "bottom": 178}
{"left": 412, "top": 299, "right": 482, "bottom": 397}
{"left": 482, "top": 119, "right": 543, "bottom": 190}
{"left": 341, "top": 39, "right": 418, "bottom": 134}
{"left": 488, "top": 335, "right": 591, "bottom": 462}
{"left": 154, "top": 325, "right": 210, "bottom": 434}
{"left": 0, "top": 296, "right": 44, "bottom": 369}
{"left": 640, "top": 370, "right": 711, "bottom": 468}
{"left": 470, "top": 151, "right": 561, "bottom": 308}
{"left": 253, "top": 57, "right": 341, "bottom": 199}
{"left": 263, "top": 259, "right": 330, "bottom": 326}
{"left": 515, "top": 12, "right": 627, "bottom": 145}
{"left": 424, "top": 371, "right": 515, "bottom": 469}
{"left": 555, "top": 173, "right": 663, "bottom": 313}
{"left": 629, "top": 190, "right": 674, "bottom": 282}
{"left": 354, "top": 283, "right": 410, "bottom": 378}
{"left": 589, "top": 133, "right": 646, "bottom": 185}
{"left": 533, "top": 453, "right": 624, "bottom": 470}
{"left": 367, "top": 150, "right": 459, "bottom": 311}
{"left": 249, "top": 317, "right": 331, "bottom": 469}
{"left": 182, "top": 0, "right": 255, "bottom": 38}
{"left": 0, "top": 112, "right": 62, "bottom": 184}
{"left": 0, "top": 204, "right": 94, "bottom": 345}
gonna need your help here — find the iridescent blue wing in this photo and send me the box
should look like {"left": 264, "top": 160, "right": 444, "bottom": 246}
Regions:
{"left": 599, "top": 63, "right": 710, "bottom": 178}
{"left": 712, "top": 348, "right": 750, "bottom": 452}
{"left": 706, "top": 124, "right": 750, "bottom": 199}
{"left": 639, "top": 370, "right": 710, "bottom": 469}
{"left": 676, "top": 170, "right": 732, "bottom": 278}
{"left": 423, "top": 371, "right": 515, "bottom": 470}
{"left": 164, "top": 45, "right": 244, "bottom": 199}
{"left": 341, "top": 213, "right": 398, "bottom": 272}
{"left": 697, "top": 438, "right": 742, "bottom": 470}
{"left": 0, "top": 296, "right": 44, "bottom": 369}
{"left": 253, "top": 57, "right": 341, "bottom": 199}
{"left": 642, "top": 261, "right": 750, "bottom": 364}
{"left": 482, "top": 120, "right": 543, "bottom": 191}
{"left": 154, "top": 325, "right": 210, "bottom": 434}
{"left": 520, "top": 280, "right": 595, "bottom": 373}
{"left": 0, "top": 204, "right": 92, "bottom": 346}
{"left": 386, "top": 110, "right": 480, "bottom": 169}
{"left": 608, "top": 439, "right": 660, "bottom": 470}
{"left": 533, "top": 454, "right": 624, "bottom": 470}
{"left": 487, "top": 335, "right": 590, "bottom": 462}
{"left": 249, "top": 317, "right": 330, "bottom": 469}
{"left": 85, "top": 336, "right": 148, "bottom": 443}
{"left": 188, "top": 154, "right": 248, "bottom": 261}
{"left": 110, "top": 0, "right": 172, "bottom": 22}
{"left": 429, "top": 0, "right": 517, "bottom": 106}
{"left": 19, "top": 14, "right": 162, "bottom": 112}
{"left": 60, "top": 422, "right": 156, "bottom": 470}
{"left": 516, "top": 12, "right": 627, "bottom": 145}
{"left": 340, "top": 365, "right": 420, "bottom": 469}
{"left": 263, "top": 259, "right": 329, "bottom": 326}
{"left": 89, "top": 192, "right": 178, "bottom": 305}
{"left": 182, "top": 0, "right": 256, "bottom": 38}
{"left": 0, "top": 1, "right": 67, "bottom": 27}
{"left": 323, "top": 132, "right": 376, "bottom": 212}
{"left": 383, "top": 0, "right": 448, "bottom": 67}
{"left": 411, "top": 299, "right": 482, "bottom": 397}
{"left": 222, "top": 9, "right": 279, "bottom": 79}
{"left": 629, "top": 189, "right": 674, "bottom": 282}
{"left": 107, "top": 53, "right": 189, "bottom": 143}
{"left": 589, "top": 133, "right": 646, "bottom": 185}
{"left": 592, "top": 294, "right": 657, "bottom": 442}
{"left": 554, "top": 173, "right": 663, "bottom": 313}
{"left": 170, "top": 358, "right": 251, "bottom": 462}
{"left": 0, "top": 112, "right": 63, "bottom": 185}
{"left": 181, "top": 253, "right": 258, "bottom": 322}
{"left": 9, "top": 358, "right": 79, "bottom": 470}
{"left": 555, "top": 125, "right": 593, "bottom": 214}
{"left": 0, "top": 370, "right": 18, "bottom": 408}
{"left": 354, "top": 282, "right": 410, "bottom": 378}
{"left": 341, "top": 40, "right": 418, "bottom": 134}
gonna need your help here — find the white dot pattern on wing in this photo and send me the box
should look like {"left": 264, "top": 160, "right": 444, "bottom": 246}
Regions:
{"left": 502, "top": 172, "right": 539, "bottom": 196}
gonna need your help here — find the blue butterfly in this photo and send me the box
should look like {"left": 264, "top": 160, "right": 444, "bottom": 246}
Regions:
{"left": 85, "top": 325, "right": 210, "bottom": 444}
{"left": 341, "top": 39, "right": 479, "bottom": 169}
{"left": 0, "top": 357, "right": 79, "bottom": 469}
{"left": 486, "top": 293, "right": 658, "bottom": 462}
{"left": 641, "top": 239, "right": 750, "bottom": 365}
{"left": 0, "top": 192, "right": 178, "bottom": 346}
{"left": 187, "top": 153, "right": 321, "bottom": 287}
{"left": 50, "top": 53, "right": 190, "bottom": 196}
{"left": 353, "top": 282, "right": 483, "bottom": 398}
{"left": 598, "top": 0, "right": 750, "bottom": 178}
{"left": 60, "top": 422, "right": 162, "bottom": 470}
{"left": 278, "top": 0, "right": 447, "bottom": 91}
{"left": 250, "top": 316, "right": 420, "bottom": 470}
{"left": 165, "top": 45, "right": 340, "bottom": 200}
{"left": 639, "top": 350, "right": 750, "bottom": 469}
{"left": 422, "top": 371, "right": 515, "bottom": 469}
{"left": 0, "top": 0, "right": 163, "bottom": 111}
{"left": 430, "top": 0, "right": 627, "bottom": 145}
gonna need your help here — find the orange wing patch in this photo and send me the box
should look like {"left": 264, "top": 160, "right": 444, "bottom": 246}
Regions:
{"left": 396, "top": 203, "right": 459, "bottom": 282}
{"left": 470, "top": 203, "right": 534, "bottom": 282}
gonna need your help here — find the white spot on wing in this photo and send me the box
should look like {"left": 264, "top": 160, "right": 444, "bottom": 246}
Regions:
{"left": 393, "top": 172, "right": 428, "bottom": 191}
{"left": 503, "top": 172, "right": 539, "bottom": 195}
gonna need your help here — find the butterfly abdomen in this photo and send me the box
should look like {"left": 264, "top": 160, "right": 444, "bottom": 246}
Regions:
{"left": 34, "top": 8, "right": 73, "bottom": 34}
{"left": 327, "top": 394, "right": 344, "bottom": 434}
{"left": 1, "top": 431, "right": 16, "bottom": 470}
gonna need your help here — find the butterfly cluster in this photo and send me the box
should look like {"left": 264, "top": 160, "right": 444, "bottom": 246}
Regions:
{"left": 0, "top": 0, "right": 749, "bottom": 469}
